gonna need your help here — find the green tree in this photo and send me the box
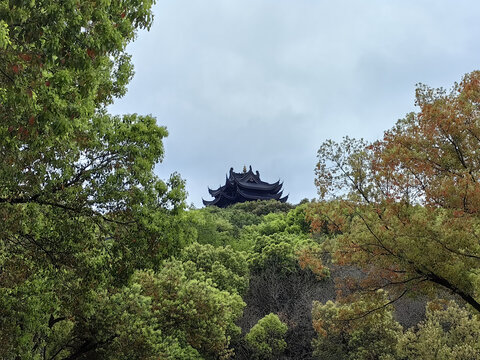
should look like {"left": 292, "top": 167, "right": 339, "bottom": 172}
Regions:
{"left": 186, "top": 208, "right": 237, "bottom": 247}
{"left": 229, "top": 199, "right": 294, "bottom": 216}
{"left": 179, "top": 242, "right": 250, "bottom": 295}
{"left": 311, "top": 291, "right": 402, "bottom": 360}
{"left": 245, "top": 313, "right": 288, "bottom": 360}
{"left": 246, "top": 203, "right": 312, "bottom": 237}
{"left": 396, "top": 301, "right": 480, "bottom": 360}
{"left": 132, "top": 262, "right": 245, "bottom": 359}
{"left": 311, "top": 296, "right": 480, "bottom": 360}
{"left": 285, "top": 203, "right": 312, "bottom": 234}
{"left": 0, "top": 0, "right": 195, "bottom": 358}
{"left": 249, "top": 233, "right": 303, "bottom": 274}
{"left": 249, "top": 232, "right": 328, "bottom": 279}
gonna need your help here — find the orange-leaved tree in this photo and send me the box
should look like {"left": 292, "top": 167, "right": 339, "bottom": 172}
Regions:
{"left": 313, "top": 71, "right": 480, "bottom": 312}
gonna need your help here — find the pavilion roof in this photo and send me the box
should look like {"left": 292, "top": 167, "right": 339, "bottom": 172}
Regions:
{"left": 203, "top": 166, "right": 288, "bottom": 207}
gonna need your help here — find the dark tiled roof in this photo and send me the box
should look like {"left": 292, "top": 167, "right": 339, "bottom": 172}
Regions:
{"left": 203, "top": 166, "right": 288, "bottom": 207}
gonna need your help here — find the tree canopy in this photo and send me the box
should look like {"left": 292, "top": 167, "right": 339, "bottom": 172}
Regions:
{"left": 0, "top": 1, "right": 194, "bottom": 358}
{"left": 314, "top": 71, "right": 480, "bottom": 312}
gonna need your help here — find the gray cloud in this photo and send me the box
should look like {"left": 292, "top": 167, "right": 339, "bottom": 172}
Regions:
{"left": 110, "top": 0, "right": 480, "bottom": 207}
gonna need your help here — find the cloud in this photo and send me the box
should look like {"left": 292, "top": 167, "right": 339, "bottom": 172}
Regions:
{"left": 110, "top": 0, "right": 480, "bottom": 207}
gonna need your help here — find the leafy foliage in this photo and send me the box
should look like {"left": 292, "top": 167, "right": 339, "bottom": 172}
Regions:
{"left": 245, "top": 313, "right": 288, "bottom": 359}
{"left": 229, "top": 199, "right": 294, "bottom": 216}
{"left": 0, "top": 1, "right": 201, "bottom": 358}
{"left": 132, "top": 263, "right": 245, "bottom": 359}
{"left": 179, "top": 242, "right": 250, "bottom": 295}
{"left": 247, "top": 205, "right": 328, "bottom": 279}
{"left": 395, "top": 300, "right": 480, "bottom": 359}
{"left": 232, "top": 202, "right": 331, "bottom": 360}
{"left": 314, "top": 71, "right": 480, "bottom": 312}
{"left": 312, "top": 294, "right": 480, "bottom": 360}
{"left": 312, "top": 292, "right": 401, "bottom": 360}
{"left": 250, "top": 233, "right": 303, "bottom": 274}
{"left": 186, "top": 207, "right": 242, "bottom": 247}
{"left": 248, "top": 233, "right": 327, "bottom": 280}
{"left": 311, "top": 291, "right": 402, "bottom": 360}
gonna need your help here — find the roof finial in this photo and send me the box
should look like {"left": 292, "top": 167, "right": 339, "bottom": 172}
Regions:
{"left": 249, "top": 165, "right": 252, "bottom": 172}
{"left": 243, "top": 165, "right": 247, "bottom": 173}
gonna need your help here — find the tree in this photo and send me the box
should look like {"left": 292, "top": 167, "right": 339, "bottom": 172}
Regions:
{"left": 131, "top": 263, "right": 245, "bottom": 359}
{"left": 0, "top": 1, "right": 193, "bottom": 358}
{"left": 311, "top": 295, "right": 480, "bottom": 360}
{"left": 179, "top": 242, "right": 250, "bottom": 295}
{"left": 186, "top": 208, "right": 238, "bottom": 247}
{"left": 249, "top": 230, "right": 328, "bottom": 280}
{"left": 229, "top": 199, "right": 294, "bottom": 216}
{"left": 311, "top": 291, "right": 402, "bottom": 360}
{"left": 314, "top": 71, "right": 480, "bottom": 311}
{"left": 396, "top": 300, "right": 480, "bottom": 359}
{"left": 245, "top": 313, "right": 288, "bottom": 359}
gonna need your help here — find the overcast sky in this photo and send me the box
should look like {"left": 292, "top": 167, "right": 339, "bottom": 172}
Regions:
{"left": 109, "top": 0, "right": 480, "bottom": 207}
